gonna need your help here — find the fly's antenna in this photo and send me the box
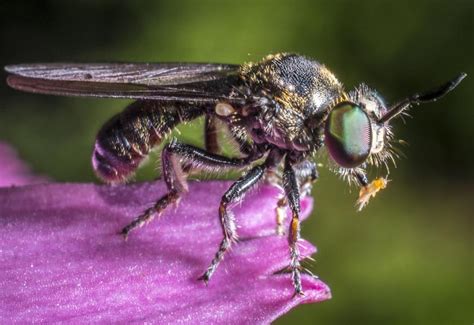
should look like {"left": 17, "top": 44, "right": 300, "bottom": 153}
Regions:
{"left": 379, "top": 73, "right": 466, "bottom": 123}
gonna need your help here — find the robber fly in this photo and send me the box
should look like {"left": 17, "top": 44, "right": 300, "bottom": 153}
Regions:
{"left": 5, "top": 53, "right": 466, "bottom": 295}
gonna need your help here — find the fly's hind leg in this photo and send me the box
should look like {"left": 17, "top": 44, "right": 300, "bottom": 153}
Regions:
{"left": 120, "top": 191, "right": 180, "bottom": 240}
{"left": 120, "top": 139, "right": 252, "bottom": 239}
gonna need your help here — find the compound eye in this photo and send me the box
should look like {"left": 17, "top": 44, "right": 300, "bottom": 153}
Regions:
{"left": 324, "top": 102, "right": 372, "bottom": 168}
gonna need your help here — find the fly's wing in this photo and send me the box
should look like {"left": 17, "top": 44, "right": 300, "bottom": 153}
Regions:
{"left": 5, "top": 63, "right": 244, "bottom": 103}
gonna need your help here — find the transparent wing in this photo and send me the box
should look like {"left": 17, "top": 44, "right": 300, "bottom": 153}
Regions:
{"left": 5, "top": 63, "right": 244, "bottom": 103}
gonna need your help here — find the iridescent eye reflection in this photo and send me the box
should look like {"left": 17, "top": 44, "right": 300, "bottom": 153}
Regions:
{"left": 324, "top": 102, "right": 372, "bottom": 168}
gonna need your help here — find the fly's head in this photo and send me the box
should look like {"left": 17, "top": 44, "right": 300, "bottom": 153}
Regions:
{"left": 323, "top": 73, "right": 466, "bottom": 183}
{"left": 324, "top": 85, "right": 395, "bottom": 172}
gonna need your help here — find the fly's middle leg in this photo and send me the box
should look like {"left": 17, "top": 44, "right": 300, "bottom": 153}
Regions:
{"left": 199, "top": 149, "right": 282, "bottom": 283}
{"left": 199, "top": 164, "right": 266, "bottom": 283}
{"left": 204, "top": 115, "right": 220, "bottom": 154}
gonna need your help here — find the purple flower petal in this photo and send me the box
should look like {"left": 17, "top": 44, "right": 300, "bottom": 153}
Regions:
{"left": 0, "top": 142, "right": 46, "bottom": 187}
{"left": 0, "top": 181, "right": 330, "bottom": 323}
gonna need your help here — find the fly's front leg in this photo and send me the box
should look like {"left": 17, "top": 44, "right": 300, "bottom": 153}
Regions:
{"left": 120, "top": 139, "right": 251, "bottom": 239}
{"left": 200, "top": 164, "right": 266, "bottom": 283}
{"left": 283, "top": 157, "right": 304, "bottom": 295}
{"left": 295, "top": 161, "right": 318, "bottom": 197}
{"left": 275, "top": 160, "right": 318, "bottom": 236}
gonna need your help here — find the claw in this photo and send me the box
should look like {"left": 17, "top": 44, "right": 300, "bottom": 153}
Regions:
{"left": 197, "top": 273, "right": 210, "bottom": 285}
{"left": 356, "top": 177, "right": 388, "bottom": 211}
{"left": 172, "top": 197, "right": 181, "bottom": 212}
{"left": 292, "top": 290, "right": 305, "bottom": 298}
{"left": 119, "top": 228, "right": 129, "bottom": 241}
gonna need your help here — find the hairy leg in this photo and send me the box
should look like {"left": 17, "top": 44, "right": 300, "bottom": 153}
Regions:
{"left": 204, "top": 115, "right": 220, "bottom": 154}
{"left": 275, "top": 196, "right": 288, "bottom": 236}
{"left": 294, "top": 161, "right": 319, "bottom": 197}
{"left": 275, "top": 160, "right": 318, "bottom": 235}
{"left": 199, "top": 164, "right": 266, "bottom": 282}
{"left": 283, "top": 157, "right": 304, "bottom": 295}
{"left": 200, "top": 149, "right": 283, "bottom": 282}
{"left": 120, "top": 139, "right": 258, "bottom": 239}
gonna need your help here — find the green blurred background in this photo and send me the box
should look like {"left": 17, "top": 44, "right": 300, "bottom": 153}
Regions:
{"left": 0, "top": 1, "right": 472, "bottom": 324}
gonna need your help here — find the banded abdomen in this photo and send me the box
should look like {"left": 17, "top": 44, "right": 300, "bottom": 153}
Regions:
{"left": 92, "top": 100, "right": 204, "bottom": 183}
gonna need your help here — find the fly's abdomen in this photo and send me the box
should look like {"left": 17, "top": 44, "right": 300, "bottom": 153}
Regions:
{"left": 92, "top": 100, "right": 204, "bottom": 183}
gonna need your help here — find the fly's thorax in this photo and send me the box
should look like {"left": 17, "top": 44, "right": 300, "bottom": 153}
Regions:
{"left": 239, "top": 53, "right": 343, "bottom": 151}
{"left": 240, "top": 53, "right": 343, "bottom": 115}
